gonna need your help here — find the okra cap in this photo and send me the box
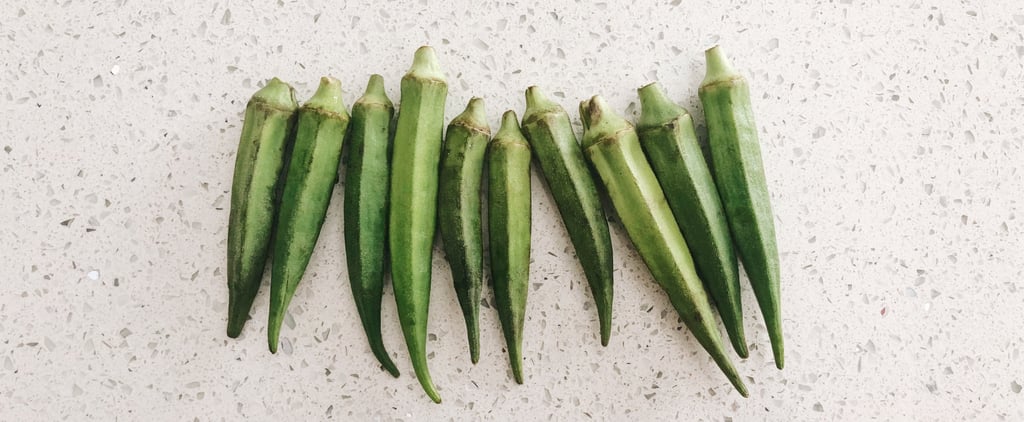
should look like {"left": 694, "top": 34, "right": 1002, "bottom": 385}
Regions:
{"left": 251, "top": 77, "right": 299, "bottom": 111}
{"left": 451, "top": 97, "right": 490, "bottom": 134}
{"left": 406, "top": 46, "right": 446, "bottom": 82}
{"left": 637, "top": 82, "right": 688, "bottom": 131}
{"left": 493, "top": 110, "right": 528, "bottom": 146}
{"left": 701, "top": 45, "right": 743, "bottom": 88}
{"left": 356, "top": 74, "right": 393, "bottom": 108}
{"left": 522, "top": 86, "right": 564, "bottom": 124}
{"left": 303, "top": 76, "right": 348, "bottom": 116}
{"left": 579, "top": 95, "right": 631, "bottom": 149}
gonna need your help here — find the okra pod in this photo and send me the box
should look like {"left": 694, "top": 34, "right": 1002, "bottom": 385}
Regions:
{"left": 343, "top": 74, "right": 400, "bottom": 377}
{"left": 699, "top": 46, "right": 784, "bottom": 369}
{"left": 226, "top": 78, "right": 298, "bottom": 338}
{"left": 268, "top": 77, "right": 350, "bottom": 353}
{"left": 488, "top": 111, "right": 532, "bottom": 384}
{"left": 580, "top": 95, "right": 747, "bottom": 396}
{"left": 438, "top": 97, "right": 490, "bottom": 364}
{"left": 636, "top": 82, "right": 747, "bottom": 358}
{"left": 521, "top": 86, "right": 614, "bottom": 346}
{"left": 389, "top": 46, "right": 447, "bottom": 403}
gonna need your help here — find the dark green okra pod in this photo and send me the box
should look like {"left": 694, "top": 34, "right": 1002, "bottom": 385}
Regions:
{"left": 268, "top": 77, "right": 350, "bottom": 352}
{"left": 438, "top": 98, "right": 490, "bottom": 364}
{"left": 343, "top": 74, "right": 400, "bottom": 377}
{"left": 226, "top": 78, "right": 298, "bottom": 338}
{"left": 488, "top": 111, "right": 532, "bottom": 384}
{"left": 580, "top": 95, "right": 747, "bottom": 397}
{"left": 389, "top": 46, "right": 447, "bottom": 403}
{"left": 521, "top": 86, "right": 614, "bottom": 346}
{"left": 636, "top": 82, "right": 747, "bottom": 358}
{"left": 700, "top": 46, "right": 784, "bottom": 369}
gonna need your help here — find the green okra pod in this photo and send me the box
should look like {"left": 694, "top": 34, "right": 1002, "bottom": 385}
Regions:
{"left": 636, "top": 82, "right": 747, "bottom": 358}
{"left": 343, "top": 74, "right": 400, "bottom": 377}
{"left": 389, "top": 46, "right": 447, "bottom": 403}
{"left": 521, "top": 86, "right": 614, "bottom": 346}
{"left": 488, "top": 111, "right": 532, "bottom": 384}
{"left": 226, "top": 78, "right": 299, "bottom": 338}
{"left": 580, "top": 95, "right": 747, "bottom": 397}
{"left": 699, "top": 46, "right": 784, "bottom": 369}
{"left": 268, "top": 77, "right": 350, "bottom": 353}
{"left": 438, "top": 97, "right": 490, "bottom": 364}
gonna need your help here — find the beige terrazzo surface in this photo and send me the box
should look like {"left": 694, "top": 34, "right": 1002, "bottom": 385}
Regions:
{"left": 3, "top": 0, "right": 1024, "bottom": 420}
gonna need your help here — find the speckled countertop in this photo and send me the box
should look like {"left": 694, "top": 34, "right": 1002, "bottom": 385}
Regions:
{"left": 3, "top": 0, "right": 1023, "bottom": 420}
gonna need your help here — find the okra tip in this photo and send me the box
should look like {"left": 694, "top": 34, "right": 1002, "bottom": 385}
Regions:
{"left": 304, "top": 76, "right": 347, "bottom": 114}
{"left": 599, "top": 317, "right": 611, "bottom": 346}
{"left": 268, "top": 324, "right": 280, "bottom": 354}
{"left": 226, "top": 290, "right": 254, "bottom": 338}
{"left": 452, "top": 97, "right": 489, "bottom": 132}
{"left": 578, "top": 100, "right": 592, "bottom": 131}
{"left": 772, "top": 335, "right": 785, "bottom": 369}
{"left": 512, "top": 363, "right": 524, "bottom": 385}
{"left": 523, "top": 86, "right": 561, "bottom": 119}
{"left": 358, "top": 74, "right": 392, "bottom": 107}
{"left": 702, "top": 45, "right": 741, "bottom": 87}
{"left": 717, "top": 348, "right": 750, "bottom": 397}
{"left": 407, "top": 46, "right": 445, "bottom": 82}
{"left": 735, "top": 378, "right": 749, "bottom": 398}
{"left": 636, "top": 82, "right": 687, "bottom": 130}
{"left": 226, "top": 324, "right": 241, "bottom": 339}
{"left": 225, "top": 310, "right": 246, "bottom": 339}
{"left": 422, "top": 380, "right": 442, "bottom": 403}
{"left": 252, "top": 77, "right": 299, "bottom": 110}
{"left": 579, "top": 96, "right": 631, "bottom": 149}
{"left": 494, "top": 110, "right": 526, "bottom": 143}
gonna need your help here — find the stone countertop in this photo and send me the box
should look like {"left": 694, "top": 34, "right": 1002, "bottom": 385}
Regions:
{"left": 3, "top": 0, "right": 1023, "bottom": 420}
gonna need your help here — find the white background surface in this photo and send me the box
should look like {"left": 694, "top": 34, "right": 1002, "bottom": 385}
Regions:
{"left": 3, "top": 0, "right": 1023, "bottom": 420}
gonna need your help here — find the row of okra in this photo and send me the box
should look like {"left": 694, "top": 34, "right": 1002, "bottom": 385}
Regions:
{"left": 224, "top": 45, "right": 781, "bottom": 403}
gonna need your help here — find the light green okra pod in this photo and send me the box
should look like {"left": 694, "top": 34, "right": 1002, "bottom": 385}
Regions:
{"left": 580, "top": 95, "right": 747, "bottom": 397}
{"left": 226, "top": 78, "right": 298, "bottom": 338}
{"left": 636, "top": 82, "right": 747, "bottom": 358}
{"left": 343, "top": 74, "right": 400, "bottom": 377}
{"left": 488, "top": 111, "right": 532, "bottom": 384}
{"left": 388, "top": 46, "right": 447, "bottom": 403}
{"left": 438, "top": 98, "right": 490, "bottom": 364}
{"left": 521, "top": 86, "right": 614, "bottom": 346}
{"left": 268, "top": 77, "right": 349, "bottom": 353}
{"left": 699, "top": 46, "right": 784, "bottom": 369}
